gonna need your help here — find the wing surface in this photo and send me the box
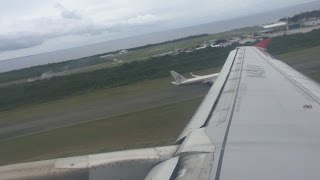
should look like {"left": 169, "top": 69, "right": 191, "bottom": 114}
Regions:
{"left": 172, "top": 46, "right": 320, "bottom": 180}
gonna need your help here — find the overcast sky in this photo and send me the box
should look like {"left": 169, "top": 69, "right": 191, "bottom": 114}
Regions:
{"left": 0, "top": 0, "right": 316, "bottom": 59}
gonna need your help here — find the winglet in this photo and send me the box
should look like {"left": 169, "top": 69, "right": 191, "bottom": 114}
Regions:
{"left": 170, "top": 71, "right": 186, "bottom": 84}
{"left": 255, "top": 38, "right": 272, "bottom": 49}
{"left": 190, "top": 72, "right": 200, "bottom": 78}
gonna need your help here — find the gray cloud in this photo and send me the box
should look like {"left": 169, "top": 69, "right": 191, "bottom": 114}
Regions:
{"left": 0, "top": 34, "right": 44, "bottom": 51}
{"left": 0, "top": 20, "right": 156, "bottom": 52}
{"left": 0, "top": 2, "right": 166, "bottom": 52}
{"left": 0, "top": 24, "right": 113, "bottom": 51}
{"left": 0, "top": 9, "right": 113, "bottom": 51}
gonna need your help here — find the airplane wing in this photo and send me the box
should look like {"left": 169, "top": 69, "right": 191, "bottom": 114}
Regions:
{"left": 1, "top": 46, "right": 320, "bottom": 180}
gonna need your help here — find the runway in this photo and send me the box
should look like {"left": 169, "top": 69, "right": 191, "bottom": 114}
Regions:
{"left": 0, "top": 82, "right": 210, "bottom": 141}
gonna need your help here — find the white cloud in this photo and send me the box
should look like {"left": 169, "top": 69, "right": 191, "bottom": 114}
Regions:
{"left": 126, "top": 14, "right": 163, "bottom": 25}
{"left": 55, "top": 3, "right": 82, "bottom": 20}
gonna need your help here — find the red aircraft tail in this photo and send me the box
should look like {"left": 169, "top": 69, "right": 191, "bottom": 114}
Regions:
{"left": 255, "top": 38, "right": 272, "bottom": 49}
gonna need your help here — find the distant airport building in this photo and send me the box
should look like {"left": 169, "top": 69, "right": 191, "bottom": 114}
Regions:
{"left": 302, "top": 18, "right": 320, "bottom": 26}
{"left": 262, "top": 22, "right": 288, "bottom": 31}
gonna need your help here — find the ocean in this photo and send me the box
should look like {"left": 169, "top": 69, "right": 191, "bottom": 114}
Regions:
{"left": 1, "top": 1, "right": 320, "bottom": 73}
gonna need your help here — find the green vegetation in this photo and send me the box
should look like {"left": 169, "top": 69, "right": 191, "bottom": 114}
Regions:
{"left": 0, "top": 70, "right": 210, "bottom": 127}
{"left": 0, "top": 76, "right": 171, "bottom": 125}
{"left": 268, "top": 29, "right": 320, "bottom": 55}
{"left": 1, "top": 27, "right": 320, "bottom": 112}
{"left": 0, "top": 46, "right": 231, "bottom": 111}
{"left": 2, "top": 28, "right": 320, "bottom": 111}
{"left": 0, "top": 53, "right": 120, "bottom": 84}
{"left": 0, "top": 97, "right": 203, "bottom": 165}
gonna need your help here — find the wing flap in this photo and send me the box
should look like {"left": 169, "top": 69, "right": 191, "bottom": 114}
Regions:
{"left": 144, "top": 157, "right": 179, "bottom": 180}
{"left": 176, "top": 128, "right": 215, "bottom": 155}
{"left": 0, "top": 146, "right": 179, "bottom": 180}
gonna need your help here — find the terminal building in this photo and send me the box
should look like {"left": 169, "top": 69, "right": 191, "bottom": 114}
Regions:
{"left": 288, "top": 22, "right": 301, "bottom": 29}
{"left": 261, "top": 21, "right": 306, "bottom": 33}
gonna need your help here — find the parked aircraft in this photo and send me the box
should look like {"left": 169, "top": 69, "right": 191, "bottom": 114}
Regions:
{"left": 170, "top": 70, "right": 219, "bottom": 85}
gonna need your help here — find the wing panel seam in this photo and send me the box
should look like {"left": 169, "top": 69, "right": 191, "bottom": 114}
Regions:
{"left": 214, "top": 47, "right": 245, "bottom": 180}
{"left": 202, "top": 49, "right": 240, "bottom": 127}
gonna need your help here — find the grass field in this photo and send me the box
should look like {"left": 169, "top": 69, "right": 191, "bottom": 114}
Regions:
{"left": 0, "top": 97, "right": 203, "bottom": 165}
{"left": 277, "top": 46, "right": 320, "bottom": 82}
{"left": 0, "top": 77, "right": 174, "bottom": 126}
{"left": 0, "top": 68, "right": 214, "bottom": 165}
{"left": 278, "top": 46, "right": 320, "bottom": 64}
{"left": 0, "top": 68, "right": 215, "bottom": 127}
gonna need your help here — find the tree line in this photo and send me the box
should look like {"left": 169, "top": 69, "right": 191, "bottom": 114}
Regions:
{"left": 0, "top": 46, "right": 232, "bottom": 111}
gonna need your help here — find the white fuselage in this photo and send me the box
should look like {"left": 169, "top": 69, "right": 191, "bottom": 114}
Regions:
{"left": 172, "top": 73, "right": 219, "bottom": 85}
